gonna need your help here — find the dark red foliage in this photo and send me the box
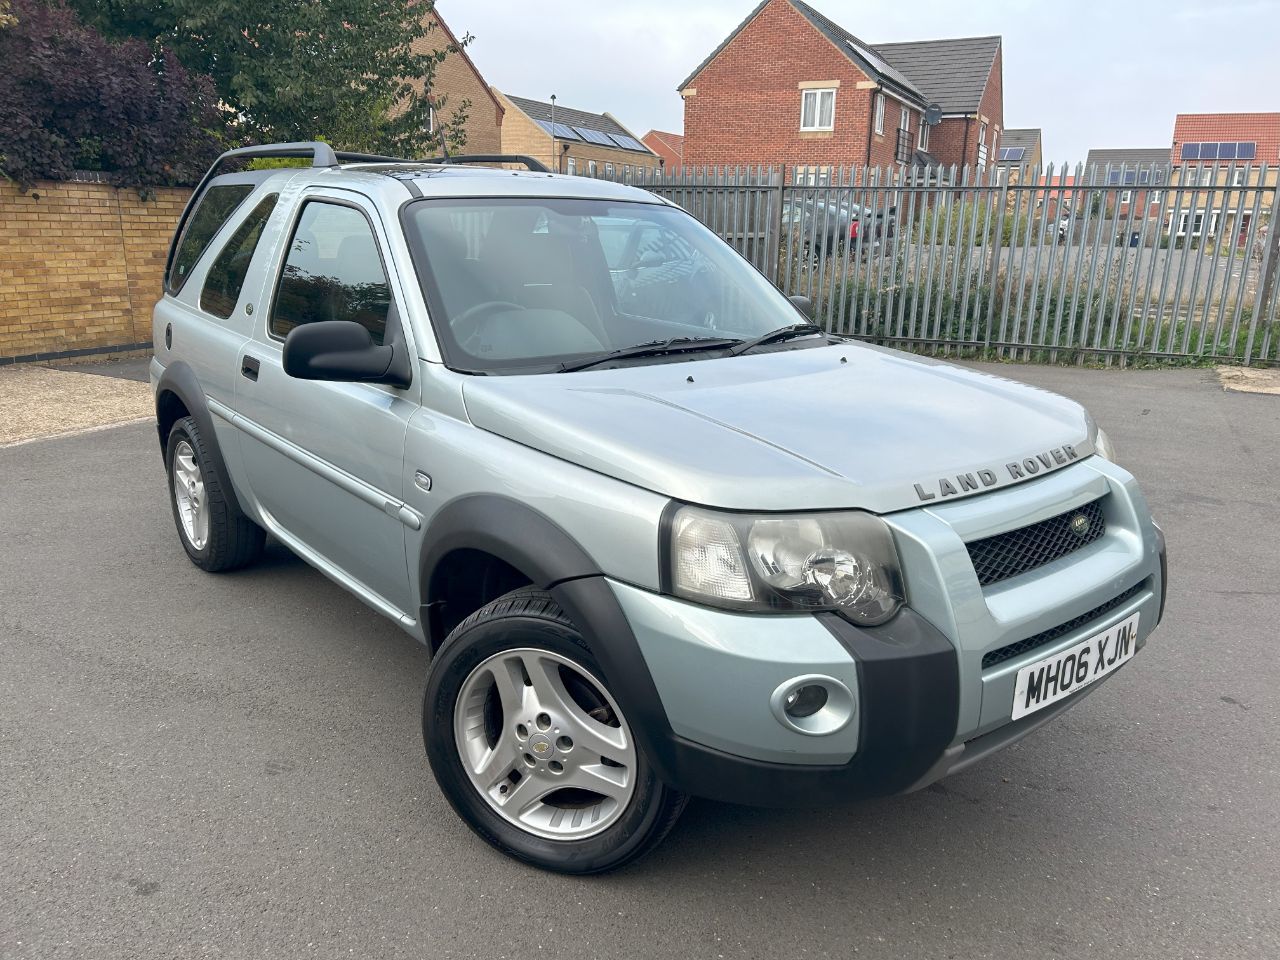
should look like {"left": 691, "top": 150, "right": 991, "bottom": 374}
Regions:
{"left": 0, "top": 0, "right": 225, "bottom": 187}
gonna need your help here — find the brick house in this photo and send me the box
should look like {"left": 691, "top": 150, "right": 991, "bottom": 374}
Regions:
{"left": 1168, "top": 112, "right": 1280, "bottom": 241}
{"left": 642, "top": 130, "right": 685, "bottom": 169}
{"left": 408, "top": 6, "right": 505, "bottom": 153}
{"left": 495, "top": 93, "right": 659, "bottom": 178}
{"left": 678, "top": 0, "right": 1002, "bottom": 175}
{"left": 1083, "top": 148, "right": 1169, "bottom": 222}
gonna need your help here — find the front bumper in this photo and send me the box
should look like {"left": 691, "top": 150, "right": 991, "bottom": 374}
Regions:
{"left": 553, "top": 459, "right": 1166, "bottom": 808}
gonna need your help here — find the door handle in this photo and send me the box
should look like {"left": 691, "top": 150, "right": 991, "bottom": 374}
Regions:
{"left": 241, "top": 356, "right": 260, "bottom": 381}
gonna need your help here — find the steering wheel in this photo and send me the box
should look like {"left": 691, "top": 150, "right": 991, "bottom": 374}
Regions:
{"left": 451, "top": 300, "right": 524, "bottom": 354}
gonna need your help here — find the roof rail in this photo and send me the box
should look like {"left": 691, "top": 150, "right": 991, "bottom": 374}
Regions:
{"left": 428, "top": 154, "right": 550, "bottom": 173}
{"left": 165, "top": 142, "right": 413, "bottom": 292}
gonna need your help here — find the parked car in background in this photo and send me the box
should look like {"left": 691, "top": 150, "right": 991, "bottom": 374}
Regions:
{"left": 783, "top": 197, "right": 895, "bottom": 256}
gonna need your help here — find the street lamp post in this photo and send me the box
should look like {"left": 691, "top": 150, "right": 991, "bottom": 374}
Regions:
{"left": 550, "top": 94, "right": 558, "bottom": 173}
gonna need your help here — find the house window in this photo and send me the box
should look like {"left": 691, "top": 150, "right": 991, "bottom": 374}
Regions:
{"left": 588, "top": 160, "right": 598, "bottom": 177}
{"left": 1120, "top": 190, "right": 1132, "bottom": 205}
{"left": 801, "top": 88, "right": 836, "bottom": 131}
{"left": 873, "top": 93, "right": 885, "bottom": 135}
{"left": 1150, "top": 190, "right": 1162, "bottom": 205}
{"left": 1232, "top": 168, "right": 1247, "bottom": 187}
{"left": 1176, "top": 210, "right": 1219, "bottom": 237}
{"left": 918, "top": 118, "right": 929, "bottom": 150}
{"left": 1199, "top": 167, "right": 1213, "bottom": 187}
{"left": 605, "top": 162, "right": 615, "bottom": 178}
{"left": 566, "top": 157, "right": 577, "bottom": 176}
{"left": 977, "top": 121, "right": 989, "bottom": 167}
{"left": 425, "top": 103, "right": 436, "bottom": 134}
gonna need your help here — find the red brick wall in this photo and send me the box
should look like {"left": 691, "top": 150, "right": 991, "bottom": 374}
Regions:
{"left": 682, "top": 0, "right": 879, "bottom": 170}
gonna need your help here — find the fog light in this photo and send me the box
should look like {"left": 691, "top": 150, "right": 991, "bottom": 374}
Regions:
{"left": 784, "top": 684, "right": 829, "bottom": 719}
{"left": 770, "top": 675, "right": 855, "bottom": 736}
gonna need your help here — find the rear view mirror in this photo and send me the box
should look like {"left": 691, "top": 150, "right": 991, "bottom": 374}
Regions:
{"left": 789, "top": 295, "right": 815, "bottom": 318}
{"left": 282, "top": 320, "right": 412, "bottom": 388}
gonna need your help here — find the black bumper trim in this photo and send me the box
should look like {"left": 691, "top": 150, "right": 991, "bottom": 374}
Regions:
{"left": 554, "top": 574, "right": 961, "bottom": 808}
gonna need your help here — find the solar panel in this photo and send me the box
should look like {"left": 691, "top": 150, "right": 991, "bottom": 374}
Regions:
{"left": 608, "top": 134, "right": 646, "bottom": 151}
{"left": 573, "top": 126, "right": 615, "bottom": 146}
{"left": 535, "top": 120, "right": 582, "bottom": 140}
{"left": 1237, "top": 141, "right": 1257, "bottom": 160}
{"left": 1218, "top": 142, "right": 1238, "bottom": 160}
{"left": 1181, "top": 143, "right": 1199, "bottom": 160}
{"left": 998, "top": 147, "right": 1025, "bottom": 162}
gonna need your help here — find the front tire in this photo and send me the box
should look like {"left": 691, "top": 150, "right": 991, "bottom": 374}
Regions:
{"left": 424, "top": 588, "right": 686, "bottom": 874}
{"left": 165, "top": 416, "right": 264, "bottom": 572}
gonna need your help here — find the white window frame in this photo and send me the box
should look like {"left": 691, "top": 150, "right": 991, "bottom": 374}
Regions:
{"left": 1198, "top": 167, "right": 1213, "bottom": 187}
{"left": 899, "top": 105, "right": 909, "bottom": 133}
{"left": 588, "top": 160, "right": 598, "bottom": 177}
{"left": 1232, "top": 168, "right": 1247, "bottom": 187}
{"left": 605, "top": 162, "right": 615, "bottom": 178}
{"left": 1150, "top": 190, "right": 1162, "bottom": 205}
{"left": 1120, "top": 190, "right": 1132, "bottom": 205}
{"left": 918, "top": 118, "right": 929, "bottom": 150}
{"left": 566, "top": 157, "right": 577, "bottom": 176}
{"left": 873, "top": 93, "right": 885, "bottom": 135}
{"left": 800, "top": 88, "right": 837, "bottom": 132}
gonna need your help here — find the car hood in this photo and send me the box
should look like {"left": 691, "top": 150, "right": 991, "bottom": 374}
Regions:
{"left": 461, "top": 343, "right": 1097, "bottom": 514}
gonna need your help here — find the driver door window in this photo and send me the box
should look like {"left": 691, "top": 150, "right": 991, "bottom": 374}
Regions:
{"left": 271, "top": 202, "right": 392, "bottom": 344}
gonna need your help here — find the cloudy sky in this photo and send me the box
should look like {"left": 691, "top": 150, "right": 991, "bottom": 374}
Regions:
{"left": 441, "top": 0, "right": 1280, "bottom": 162}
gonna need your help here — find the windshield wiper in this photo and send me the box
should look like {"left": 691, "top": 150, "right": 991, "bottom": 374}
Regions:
{"left": 727, "top": 323, "right": 825, "bottom": 356}
{"left": 559, "top": 336, "right": 741, "bottom": 373}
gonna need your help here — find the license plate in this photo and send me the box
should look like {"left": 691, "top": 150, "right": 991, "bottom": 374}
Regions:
{"left": 1011, "top": 612, "right": 1140, "bottom": 720}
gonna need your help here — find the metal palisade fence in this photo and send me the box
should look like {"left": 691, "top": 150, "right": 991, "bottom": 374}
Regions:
{"left": 601, "top": 162, "right": 1280, "bottom": 366}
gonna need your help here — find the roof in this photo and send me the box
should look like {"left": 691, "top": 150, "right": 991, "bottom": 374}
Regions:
{"left": 789, "top": 0, "right": 926, "bottom": 104}
{"left": 1084, "top": 148, "right": 1171, "bottom": 169}
{"left": 643, "top": 130, "right": 684, "bottom": 151}
{"left": 502, "top": 95, "right": 654, "bottom": 154}
{"left": 1172, "top": 113, "right": 1280, "bottom": 162}
{"left": 995, "top": 128, "right": 1041, "bottom": 166}
{"left": 677, "top": 0, "right": 999, "bottom": 113}
{"left": 871, "top": 35, "right": 1001, "bottom": 114}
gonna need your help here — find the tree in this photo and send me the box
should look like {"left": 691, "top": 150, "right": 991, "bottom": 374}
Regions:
{"left": 0, "top": 0, "right": 224, "bottom": 187}
{"left": 69, "top": 0, "right": 471, "bottom": 156}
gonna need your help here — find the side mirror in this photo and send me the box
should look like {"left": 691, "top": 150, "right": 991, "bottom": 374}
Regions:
{"left": 282, "top": 320, "right": 412, "bottom": 388}
{"left": 788, "top": 294, "right": 815, "bottom": 318}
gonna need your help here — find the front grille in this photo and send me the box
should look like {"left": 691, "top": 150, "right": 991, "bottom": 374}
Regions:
{"left": 982, "top": 582, "right": 1145, "bottom": 669}
{"left": 966, "top": 499, "right": 1106, "bottom": 587}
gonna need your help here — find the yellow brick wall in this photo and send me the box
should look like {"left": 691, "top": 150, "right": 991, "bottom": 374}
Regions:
{"left": 409, "top": 10, "right": 504, "bottom": 155}
{"left": 0, "top": 180, "right": 189, "bottom": 361}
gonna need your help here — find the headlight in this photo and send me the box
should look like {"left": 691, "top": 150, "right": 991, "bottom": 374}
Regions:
{"left": 1094, "top": 427, "right": 1116, "bottom": 462}
{"left": 667, "top": 506, "right": 904, "bottom": 623}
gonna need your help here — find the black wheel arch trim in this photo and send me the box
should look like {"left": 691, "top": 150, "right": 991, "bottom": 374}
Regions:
{"left": 154, "top": 360, "right": 246, "bottom": 518}
{"left": 418, "top": 495, "right": 962, "bottom": 806}
{"left": 416, "top": 496, "right": 679, "bottom": 772}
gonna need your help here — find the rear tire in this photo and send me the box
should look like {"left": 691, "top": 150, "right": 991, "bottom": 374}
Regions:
{"left": 424, "top": 587, "right": 686, "bottom": 874}
{"left": 165, "top": 416, "right": 264, "bottom": 572}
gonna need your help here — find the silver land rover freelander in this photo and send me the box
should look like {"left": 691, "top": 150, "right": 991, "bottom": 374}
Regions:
{"left": 152, "top": 143, "right": 1167, "bottom": 874}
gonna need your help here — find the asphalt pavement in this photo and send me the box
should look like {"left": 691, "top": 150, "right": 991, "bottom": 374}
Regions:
{"left": 1, "top": 362, "right": 1277, "bottom": 959}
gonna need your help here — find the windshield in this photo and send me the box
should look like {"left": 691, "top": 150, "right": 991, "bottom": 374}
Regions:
{"left": 403, "top": 197, "right": 805, "bottom": 373}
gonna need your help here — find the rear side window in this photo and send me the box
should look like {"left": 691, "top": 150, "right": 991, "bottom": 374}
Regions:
{"left": 270, "top": 202, "right": 391, "bottom": 345}
{"left": 200, "top": 194, "right": 279, "bottom": 319}
{"left": 168, "top": 184, "right": 254, "bottom": 292}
